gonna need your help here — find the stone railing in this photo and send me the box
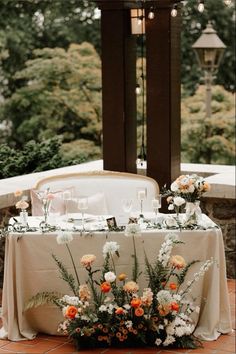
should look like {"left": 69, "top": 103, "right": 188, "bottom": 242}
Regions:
{"left": 0, "top": 161, "right": 235, "bottom": 283}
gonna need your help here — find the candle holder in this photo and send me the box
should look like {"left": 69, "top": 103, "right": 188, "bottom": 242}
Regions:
{"left": 137, "top": 187, "right": 147, "bottom": 218}
{"left": 77, "top": 196, "right": 88, "bottom": 231}
{"left": 152, "top": 195, "right": 162, "bottom": 225}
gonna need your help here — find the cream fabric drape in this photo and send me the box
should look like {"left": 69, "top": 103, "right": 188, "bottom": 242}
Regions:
{"left": 0, "top": 225, "right": 232, "bottom": 341}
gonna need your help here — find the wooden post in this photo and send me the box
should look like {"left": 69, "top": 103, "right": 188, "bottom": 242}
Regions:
{"left": 99, "top": 2, "right": 137, "bottom": 173}
{"left": 146, "top": 0, "right": 181, "bottom": 189}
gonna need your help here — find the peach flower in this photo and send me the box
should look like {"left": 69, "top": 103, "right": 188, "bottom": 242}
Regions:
{"left": 80, "top": 254, "right": 96, "bottom": 267}
{"left": 46, "top": 193, "right": 55, "bottom": 200}
{"left": 123, "top": 281, "right": 139, "bottom": 293}
{"left": 79, "top": 284, "right": 91, "bottom": 301}
{"left": 14, "top": 190, "right": 23, "bottom": 197}
{"left": 170, "top": 255, "right": 186, "bottom": 269}
{"left": 158, "top": 304, "right": 171, "bottom": 316}
{"left": 15, "top": 200, "right": 29, "bottom": 210}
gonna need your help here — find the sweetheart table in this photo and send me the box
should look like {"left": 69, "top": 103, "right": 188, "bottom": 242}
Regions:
{"left": 0, "top": 215, "right": 232, "bottom": 341}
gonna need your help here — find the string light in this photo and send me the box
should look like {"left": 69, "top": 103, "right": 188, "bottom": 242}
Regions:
{"left": 171, "top": 4, "right": 178, "bottom": 17}
{"left": 224, "top": 0, "right": 232, "bottom": 6}
{"left": 198, "top": 0, "right": 205, "bottom": 12}
{"left": 135, "top": 84, "right": 141, "bottom": 95}
{"left": 148, "top": 6, "right": 155, "bottom": 19}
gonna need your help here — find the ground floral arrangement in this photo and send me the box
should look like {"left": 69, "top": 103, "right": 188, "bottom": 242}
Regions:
{"left": 26, "top": 226, "right": 214, "bottom": 350}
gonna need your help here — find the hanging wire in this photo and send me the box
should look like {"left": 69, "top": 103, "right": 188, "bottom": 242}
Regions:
{"left": 138, "top": 1, "right": 146, "bottom": 164}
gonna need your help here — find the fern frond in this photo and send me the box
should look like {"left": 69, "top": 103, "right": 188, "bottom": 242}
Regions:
{"left": 52, "top": 253, "right": 77, "bottom": 295}
{"left": 178, "top": 260, "right": 200, "bottom": 285}
{"left": 25, "top": 291, "right": 62, "bottom": 311}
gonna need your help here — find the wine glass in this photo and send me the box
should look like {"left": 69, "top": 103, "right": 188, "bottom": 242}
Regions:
{"left": 122, "top": 199, "right": 133, "bottom": 223}
{"left": 77, "top": 196, "right": 88, "bottom": 231}
{"left": 136, "top": 187, "right": 147, "bottom": 218}
{"left": 152, "top": 195, "right": 162, "bottom": 225}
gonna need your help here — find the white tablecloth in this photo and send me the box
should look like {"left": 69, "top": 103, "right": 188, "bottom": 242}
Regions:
{"left": 0, "top": 218, "right": 232, "bottom": 341}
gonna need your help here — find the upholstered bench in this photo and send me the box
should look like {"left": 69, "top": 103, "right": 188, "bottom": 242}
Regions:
{"left": 31, "top": 170, "right": 159, "bottom": 217}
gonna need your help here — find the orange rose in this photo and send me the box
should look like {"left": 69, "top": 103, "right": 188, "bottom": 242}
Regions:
{"left": 131, "top": 298, "right": 142, "bottom": 308}
{"left": 171, "top": 302, "right": 179, "bottom": 312}
{"left": 115, "top": 307, "right": 125, "bottom": 315}
{"left": 65, "top": 305, "right": 78, "bottom": 319}
{"left": 100, "top": 281, "right": 111, "bottom": 293}
{"left": 134, "top": 307, "right": 144, "bottom": 317}
{"left": 118, "top": 273, "right": 127, "bottom": 281}
{"left": 169, "top": 282, "right": 177, "bottom": 290}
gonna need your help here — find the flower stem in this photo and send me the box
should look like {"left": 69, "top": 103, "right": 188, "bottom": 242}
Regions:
{"left": 66, "top": 244, "right": 80, "bottom": 287}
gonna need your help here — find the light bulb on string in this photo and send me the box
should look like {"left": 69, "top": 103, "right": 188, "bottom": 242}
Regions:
{"left": 171, "top": 4, "right": 178, "bottom": 17}
{"left": 198, "top": 1, "right": 205, "bottom": 13}
{"left": 224, "top": 0, "right": 232, "bottom": 6}
{"left": 135, "top": 84, "right": 141, "bottom": 95}
{"left": 148, "top": 7, "right": 155, "bottom": 19}
{"left": 137, "top": 16, "right": 143, "bottom": 26}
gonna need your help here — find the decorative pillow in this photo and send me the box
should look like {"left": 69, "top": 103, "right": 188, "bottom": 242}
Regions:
{"left": 31, "top": 189, "right": 108, "bottom": 216}
{"left": 30, "top": 188, "right": 74, "bottom": 216}
{"left": 65, "top": 192, "right": 108, "bottom": 215}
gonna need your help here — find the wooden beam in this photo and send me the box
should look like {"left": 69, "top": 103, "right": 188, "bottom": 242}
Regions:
{"left": 146, "top": 1, "right": 181, "bottom": 189}
{"left": 100, "top": 6, "right": 137, "bottom": 172}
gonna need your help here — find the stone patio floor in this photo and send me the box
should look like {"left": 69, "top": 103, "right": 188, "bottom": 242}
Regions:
{"left": 0, "top": 279, "right": 235, "bottom": 354}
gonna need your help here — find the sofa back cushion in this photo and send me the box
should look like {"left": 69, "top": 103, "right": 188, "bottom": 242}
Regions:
{"left": 32, "top": 171, "right": 159, "bottom": 217}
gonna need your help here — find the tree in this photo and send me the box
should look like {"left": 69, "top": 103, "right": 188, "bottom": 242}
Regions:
{"left": 181, "top": 85, "right": 235, "bottom": 164}
{"left": 0, "top": 0, "right": 100, "bottom": 97}
{"left": 0, "top": 42, "right": 102, "bottom": 148}
{"left": 181, "top": 0, "right": 235, "bottom": 94}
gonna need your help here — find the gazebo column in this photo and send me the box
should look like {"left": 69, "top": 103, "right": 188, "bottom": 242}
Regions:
{"left": 146, "top": 1, "right": 181, "bottom": 188}
{"left": 100, "top": 4, "right": 137, "bottom": 173}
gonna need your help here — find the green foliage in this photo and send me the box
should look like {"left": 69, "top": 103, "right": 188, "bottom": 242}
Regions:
{"left": 61, "top": 139, "right": 102, "bottom": 163}
{"left": 0, "top": 43, "right": 102, "bottom": 148}
{"left": 0, "top": 137, "right": 82, "bottom": 179}
{"left": 0, "top": 0, "right": 100, "bottom": 97}
{"left": 25, "top": 291, "right": 63, "bottom": 311}
{"left": 181, "top": 0, "right": 235, "bottom": 94}
{"left": 181, "top": 85, "right": 235, "bottom": 164}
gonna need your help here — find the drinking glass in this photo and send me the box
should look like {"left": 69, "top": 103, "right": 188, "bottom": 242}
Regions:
{"left": 152, "top": 195, "right": 162, "bottom": 225}
{"left": 77, "top": 196, "right": 88, "bottom": 231}
{"left": 63, "top": 190, "right": 72, "bottom": 216}
{"left": 122, "top": 199, "right": 133, "bottom": 223}
{"left": 136, "top": 187, "right": 147, "bottom": 217}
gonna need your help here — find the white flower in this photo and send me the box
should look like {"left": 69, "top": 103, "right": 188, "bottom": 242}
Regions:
{"left": 61, "top": 295, "right": 80, "bottom": 306}
{"left": 173, "top": 196, "right": 186, "bottom": 207}
{"left": 171, "top": 181, "right": 179, "bottom": 192}
{"left": 56, "top": 231, "right": 73, "bottom": 245}
{"left": 163, "top": 335, "right": 175, "bottom": 346}
{"left": 102, "top": 241, "right": 120, "bottom": 257}
{"left": 168, "top": 204, "right": 175, "bottom": 211}
{"left": 125, "top": 320, "right": 133, "bottom": 329}
{"left": 156, "top": 290, "right": 173, "bottom": 305}
{"left": 155, "top": 338, "right": 162, "bottom": 346}
{"left": 104, "top": 271, "right": 116, "bottom": 283}
{"left": 166, "top": 324, "right": 175, "bottom": 335}
{"left": 124, "top": 304, "right": 131, "bottom": 310}
{"left": 124, "top": 223, "right": 141, "bottom": 237}
{"left": 195, "top": 306, "right": 200, "bottom": 314}
{"left": 164, "top": 216, "right": 178, "bottom": 228}
{"left": 99, "top": 305, "right": 107, "bottom": 312}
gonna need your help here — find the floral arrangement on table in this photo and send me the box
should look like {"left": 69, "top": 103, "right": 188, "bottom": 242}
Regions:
{"left": 161, "top": 174, "right": 211, "bottom": 225}
{"left": 26, "top": 226, "right": 213, "bottom": 350}
{"left": 14, "top": 189, "right": 29, "bottom": 226}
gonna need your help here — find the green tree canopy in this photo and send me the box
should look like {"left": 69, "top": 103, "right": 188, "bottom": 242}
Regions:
{"left": 0, "top": 0, "right": 100, "bottom": 97}
{"left": 0, "top": 42, "right": 102, "bottom": 148}
{"left": 181, "top": 85, "right": 235, "bottom": 164}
